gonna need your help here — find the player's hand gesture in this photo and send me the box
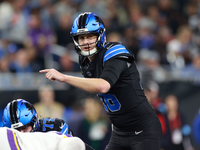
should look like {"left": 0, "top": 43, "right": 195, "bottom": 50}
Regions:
{"left": 39, "top": 69, "right": 66, "bottom": 82}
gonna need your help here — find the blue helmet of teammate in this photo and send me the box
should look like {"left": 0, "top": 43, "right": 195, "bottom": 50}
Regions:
{"left": 71, "top": 12, "right": 106, "bottom": 57}
{"left": 2, "top": 99, "right": 39, "bottom": 132}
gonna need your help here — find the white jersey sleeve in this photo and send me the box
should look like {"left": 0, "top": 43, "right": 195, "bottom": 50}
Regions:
{"left": 0, "top": 127, "right": 85, "bottom": 150}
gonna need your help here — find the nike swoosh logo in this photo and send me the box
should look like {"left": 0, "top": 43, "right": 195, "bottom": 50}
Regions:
{"left": 135, "top": 130, "right": 143, "bottom": 135}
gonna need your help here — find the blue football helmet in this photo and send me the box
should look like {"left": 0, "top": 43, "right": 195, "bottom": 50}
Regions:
{"left": 71, "top": 12, "right": 106, "bottom": 57}
{"left": 2, "top": 99, "right": 39, "bottom": 131}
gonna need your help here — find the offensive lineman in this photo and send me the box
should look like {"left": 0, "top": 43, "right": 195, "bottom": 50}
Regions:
{"left": 2, "top": 99, "right": 72, "bottom": 134}
{"left": 40, "top": 12, "right": 162, "bottom": 150}
{"left": 2, "top": 99, "right": 94, "bottom": 150}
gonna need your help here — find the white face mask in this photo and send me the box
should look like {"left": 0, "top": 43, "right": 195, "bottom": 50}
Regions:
{"left": 78, "top": 41, "right": 98, "bottom": 57}
{"left": 80, "top": 47, "right": 98, "bottom": 57}
{"left": 74, "top": 36, "right": 98, "bottom": 57}
{"left": 72, "top": 28, "right": 106, "bottom": 57}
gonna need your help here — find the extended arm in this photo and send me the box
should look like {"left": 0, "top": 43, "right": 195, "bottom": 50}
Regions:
{"left": 39, "top": 69, "right": 110, "bottom": 94}
{"left": 40, "top": 58, "right": 128, "bottom": 94}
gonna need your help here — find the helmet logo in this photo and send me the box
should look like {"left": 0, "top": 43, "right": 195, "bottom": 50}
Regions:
{"left": 25, "top": 103, "right": 34, "bottom": 113}
{"left": 77, "top": 28, "right": 88, "bottom": 33}
{"left": 11, "top": 122, "right": 23, "bottom": 129}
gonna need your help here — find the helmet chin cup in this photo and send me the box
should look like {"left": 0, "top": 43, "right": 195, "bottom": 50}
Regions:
{"left": 80, "top": 47, "right": 98, "bottom": 57}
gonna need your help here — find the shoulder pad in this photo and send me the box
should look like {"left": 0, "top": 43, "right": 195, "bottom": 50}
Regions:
{"left": 103, "top": 44, "right": 132, "bottom": 65}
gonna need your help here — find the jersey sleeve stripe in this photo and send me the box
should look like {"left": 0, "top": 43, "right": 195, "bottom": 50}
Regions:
{"left": 60, "top": 123, "right": 69, "bottom": 135}
{"left": 103, "top": 44, "right": 130, "bottom": 65}
{"left": 7, "top": 129, "right": 22, "bottom": 150}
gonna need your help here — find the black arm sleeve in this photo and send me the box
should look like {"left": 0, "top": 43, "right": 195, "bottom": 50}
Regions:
{"left": 100, "top": 58, "right": 128, "bottom": 87}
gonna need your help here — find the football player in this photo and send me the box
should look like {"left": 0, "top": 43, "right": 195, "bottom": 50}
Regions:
{"left": 2, "top": 99, "right": 72, "bottom": 134}
{"left": 2, "top": 99, "right": 94, "bottom": 150}
{"left": 40, "top": 12, "right": 162, "bottom": 150}
{"left": 0, "top": 127, "right": 85, "bottom": 150}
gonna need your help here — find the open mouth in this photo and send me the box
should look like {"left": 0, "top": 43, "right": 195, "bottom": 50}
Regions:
{"left": 83, "top": 46, "right": 90, "bottom": 51}
{"left": 80, "top": 41, "right": 96, "bottom": 51}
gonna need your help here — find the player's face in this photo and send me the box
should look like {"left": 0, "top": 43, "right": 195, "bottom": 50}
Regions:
{"left": 78, "top": 33, "right": 97, "bottom": 51}
{"left": 18, "top": 125, "right": 33, "bottom": 132}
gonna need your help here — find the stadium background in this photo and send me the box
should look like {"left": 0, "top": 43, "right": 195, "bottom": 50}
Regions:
{"left": 1, "top": 0, "right": 200, "bottom": 149}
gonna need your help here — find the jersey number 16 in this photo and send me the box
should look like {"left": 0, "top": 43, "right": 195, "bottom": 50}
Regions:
{"left": 98, "top": 94, "right": 121, "bottom": 112}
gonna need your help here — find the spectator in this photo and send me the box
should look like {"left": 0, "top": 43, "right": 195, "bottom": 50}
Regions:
{"left": 137, "top": 49, "right": 168, "bottom": 82}
{"left": 144, "top": 81, "right": 167, "bottom": 114}
{"left": 147, "top": 4, "right": 166, "bottom": 27}
{"left": 55, "top": 13, "right": 73, "bottom": 47}
{"left": 0, "top": 56, "right": 13, "bottom": 88}
{"left": 128, "top": 4, "right": 144, "bottom": 26}
{"left": 0, "top": 40, "right": 8, "bottom": 60}
{"left": 1, "top": 0, "right": 28, "bottom": 45}
{"left": 76, "top": 97, "right": 111, "bottom": 150}
{"left": 157, "top": 0, "right": 187, "bottom": 34}
{"left": 122, "top": 25, "right": 140, "bottom": 59}
{"left": 180, "top": 53, "right": 200, "bottom": 83}
{"left": 153, "top": 26, "right": 174, "bottom": 64}
{"left": 107, "top": 31, "right": 122, "bottom": 43}
{"left": 164, "top": 95, "right": 193, "bottom": 150}
{"left": 166, "top": 25, "right": 198, "bottom": 69}
{"left": 0, "top": 56, "right": 10, "bottom": 73}
{"left": 39, "top": 0, "right": 58, "bottom": 30}
{"left": 79, "top": 0, "right": 109, "bottom": 19}
{"left": 54, "top": 0, "right": 76, "bottom": 20}
{"left": 59, "top": 50, "right": 80, "bottom": 72}
{"left": 9, "top": 48, "right": 33, "bottom": 73}
{"left": 144, "top": 81, "right": 171, "bottom": 149}
{"left": 27, "top": 11, "right": 56, "bottom": 69}
{"left": 0, "top": 1, "right": 13, "bottom": 35}
{"left": 33, "top": 84, "right": 67, "bottom": 121}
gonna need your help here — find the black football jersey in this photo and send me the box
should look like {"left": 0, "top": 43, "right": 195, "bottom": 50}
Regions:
{"left": 38, "top": 118, "right": 73, "bottom": 135}
{"left": 79, "top": 42, "right": 157, "bottom": 132}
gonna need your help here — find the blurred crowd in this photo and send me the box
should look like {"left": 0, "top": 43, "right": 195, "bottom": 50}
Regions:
{"left": 0, "top": 0, "right": 200, "bottom": 83}
{"left": 1, "top": 0, "right": 200, "bottom": 150}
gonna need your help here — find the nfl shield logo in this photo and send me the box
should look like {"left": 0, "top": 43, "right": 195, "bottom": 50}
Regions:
{"left": 86, "top": 71, "right": 92, "bottom": 77}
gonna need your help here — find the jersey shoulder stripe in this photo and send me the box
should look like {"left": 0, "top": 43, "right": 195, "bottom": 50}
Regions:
{"left": 7, "top": 129, "right": 22, "bottom": 150}
{"left": 103, "top": 44, "right": 130, "bottom": 65}
{"left": 60, "top": 123, "right": 71, "bottom": 136}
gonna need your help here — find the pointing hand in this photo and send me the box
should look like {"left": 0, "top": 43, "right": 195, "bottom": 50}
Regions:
{"left": 39, "top": 69, "right": 66, "bottom": 82}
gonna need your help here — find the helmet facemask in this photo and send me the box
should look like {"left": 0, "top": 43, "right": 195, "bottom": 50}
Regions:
{"left": 73, "top": 32, "right": 103, "bottom": 57}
